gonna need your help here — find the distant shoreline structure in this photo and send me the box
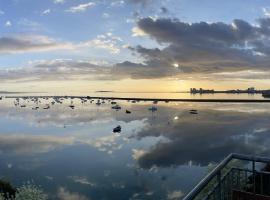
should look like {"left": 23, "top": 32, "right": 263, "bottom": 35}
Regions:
{"left": 190, "top": 87, "right": 269, "bottom": 94}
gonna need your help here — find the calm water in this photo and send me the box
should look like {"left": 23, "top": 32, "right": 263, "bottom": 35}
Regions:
{"left": 0, "top": 95, "right": 270, "bottom": 199}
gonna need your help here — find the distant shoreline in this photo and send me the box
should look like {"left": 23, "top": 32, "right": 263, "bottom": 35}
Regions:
{"left": 5, "top": 95, "right": 270, "bottom": 103}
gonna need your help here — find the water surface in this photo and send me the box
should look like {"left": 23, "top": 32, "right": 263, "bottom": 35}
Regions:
{"left": 0, "top": 96, "right": 270, "bottom": 199}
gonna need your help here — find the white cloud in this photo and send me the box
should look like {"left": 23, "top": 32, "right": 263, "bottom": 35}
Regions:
{"left": 132, "top": 26, "right": 147, "bottom": 37}
{"left": 42, "top": 9, "right": 51, "bottom": 15}
{"left": 102, "top": 12, "right": 110, "bottom": 18}
{"left": 263, "top": 7, "right": 270, "bottom": 17}
{"left": 5, "top": 20, "right": 11, "bottom": 27}
{"left": 0, "top": 10, "right": 4, "bottom": 15}
{"left": 79, "top": 33, "right": 123, "bottom": 54}
{"left": 110, "top": 0, "right": 125, "bottom": 7}
{"left": 66, "top": 2, "right": 96, "bottom": 13}
{"left": 53, "top": 0, "right": 65, "bottom": 4}
{"left": 132, "top": 149, "right": 146, "bottom": 160}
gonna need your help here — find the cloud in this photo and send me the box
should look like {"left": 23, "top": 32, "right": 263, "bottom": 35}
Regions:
{"left": 66, "top": 2, "right": 96, "bottom": 13}
{"left": 5, "top": 21, "right": 11, "bottom": 27}
{"left": 263, "top": 7, "right": 270, "bottom": 17}
{"left": 0, "top": 35, "right": 73, "bottom": 54}
{"left": 42, "top": 9, "right": 51, "bottom": 15}
{"left": 54, "top": 0, "right": 65, "bottom": 4}
{"left": 0, "top": 10, "right": 4, "bottom": 15}
{"left": 0, "top": 59, "right": 111, "bottom": 82}
{"left": 80, "top": 34, "right": 122, "bottom": 54}
{"left": 132, "top": 26, "right": 147, "bottom": 37}
{"left": 114, "top": 17, "right": 270, "bottom": 79}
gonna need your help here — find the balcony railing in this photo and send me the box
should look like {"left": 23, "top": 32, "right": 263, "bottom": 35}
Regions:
{"left": 183, "top": 153, "right": 270, "bottom": 200}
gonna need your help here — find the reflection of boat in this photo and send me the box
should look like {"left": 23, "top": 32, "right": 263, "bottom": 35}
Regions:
{"left": 148, "top": 106, "right": 157, "bottom": 112}
{"left": 262, "top": 91, "right": 270, "bottom": 98}
{"left": 190, "top": 110, "right": 198, "bottom": 114}
{"left": 112, "top": 105, "right": 121, "bottom": 110}
{"left": 113, "top": 125, "right": 121, "bottom": 133}
{"left": 126, "top": 110, "right": 131, "bottom": 114}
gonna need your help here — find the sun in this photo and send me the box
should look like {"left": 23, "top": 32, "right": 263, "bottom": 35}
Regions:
{"left": 172, "top": 63, "right": 179, "bottom": 68}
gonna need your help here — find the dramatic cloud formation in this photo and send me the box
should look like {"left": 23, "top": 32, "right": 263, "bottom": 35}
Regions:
{"left": 124, "top": 17, "right": 270, "bottom": 77}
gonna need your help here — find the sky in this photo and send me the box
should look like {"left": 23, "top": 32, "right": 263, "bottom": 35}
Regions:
{"left": 1, "top": 0, "right": 270, "bottom": 93}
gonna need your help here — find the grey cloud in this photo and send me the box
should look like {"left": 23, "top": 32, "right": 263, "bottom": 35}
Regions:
{"left": 118, "top": 17, "right": 270, "bottom": 79}
{"left": 0, "top": 35, "right": 72, "bottom": 54}
{"left": 0, "top": 60, "right": 112, "bottom": 82}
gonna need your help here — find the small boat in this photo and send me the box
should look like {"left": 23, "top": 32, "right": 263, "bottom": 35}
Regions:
{"left": 43, "top": 105, "right": 50, "bottom": 109}
{"left": 96, "top": 102, "right": 101, "bottom": 106}
{"left": 131, "top": 100, "right": 137, "bottom": 103}
{"left": 262, "top": 91, "right": 270, "bottom": 98}
{"left": 112, "top": 105, "right": 121, "bottom": 110}
{"left": 126, "top": 110, "right": 131, "bottom": 114}
{"left": 190, "top": 110, "right": 198, "bottom": 114}
{"left": 148, "top": 106, "right": 157, "bottom": 112}
{"left": 69, "top": 105, "right": 75, "bottom": 109}
{"left": 153, "top": 100, "right": 158, "bottom": 104}
{"left": 111, "top": 101, "right": 117, "bottom": 105}
{"left": 113, "top": 125, "right": 121, "bottom": 133}
{"left": 32, "top": 106, "right": 39, "bottom": 110}
{"left": 20, "top": 105, "right": 26, "bottom": 108}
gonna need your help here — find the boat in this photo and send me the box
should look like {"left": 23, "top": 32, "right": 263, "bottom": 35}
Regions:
{"left": 126, "top": 110, "right": 131, "bottom": 114}
{"left": 190, "top": 110, "right": 198, "bottom": 114}
{"left": 148, "top": 106, "right": 157, "bottom": 112}
{"left": 69, "top": 105, "right": 75, "bottom": 109}
{"left": 113, "top": 125, "right": 121, "bottom": 133}
{"left": 43, "top": 105, "right": 50, "bottom": 109}
{"left": 262, "top": 90, "right": 270, "bottom": 98}
{"left": 112, "top": 105, "right": 121, "bottom": 110}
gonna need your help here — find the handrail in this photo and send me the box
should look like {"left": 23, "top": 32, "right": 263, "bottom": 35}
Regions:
{"left": 183, "top": 153, "right": 270, "bottom": 200}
